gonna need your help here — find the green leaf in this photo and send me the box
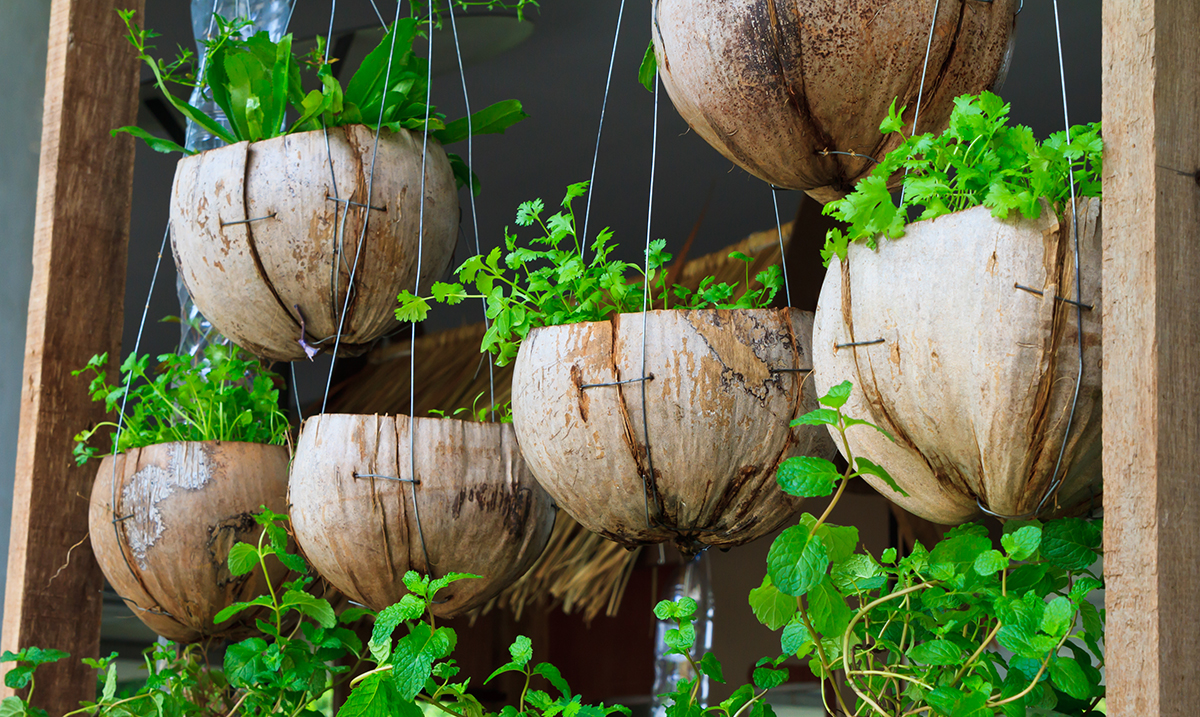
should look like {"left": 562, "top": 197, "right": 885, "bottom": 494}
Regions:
{"left": 434, "top": 100, "right": 528, "bottom": 145}
{"left": 930, "top": 531, "right": 992, "bottom": 576}
{"left": 1077, "top": 599, "right": 1103, "bottom": 638}
{"left": 996, "top": 624, "right": 1058, "bottom": 660}
{"left": 395, "top": 291, "right": 431, "bottom": 323}
{"left": 925, "top": 686, "right": 990, "bottom": 717}
{"left": 819, "top": 381, "right": 852, "bottom": 409}
{"left": 1041, "top": 596, "right": 1075, "bottom": 636}
{"left": 638, "top": 41, "right": 657, "bottom": 92}
{"left": 697, "top": 653, "right": 725, "bottom": 684}
{"left": 748, "top": 575, "right": 796, "bottom": 630}
{"left": 775, "top": 456, "right": 840, "bottom": 498}
{"left": 335, "top": 671, "right": 410, "bottom": 717}
{"left": 0, "top": 697, "right": 28, "bottom": 717}
{"left": 752, "top": 666, "right": 788, "bottom": 690}
{"left": 854, "top": 456, "right": 908, "bottom": 497}
{"left": 533, "top": 662, "right": 573, "bottom": 697}
{"left": 1049, "top": 656, "right": 1091, "bottom": 700}
{"left": 111, "top": 126, "right": 190, "bottom": 154}
{"left": 789, "top": 408, "right": 839, "bottom": 427}
{"left": 224, "top": 638, "right": 268, "bottom": 687}
{"left": 101, "top": 662, "right": 117, "bottom": 701}
{"left": 973, "top": 549, "right": 1008, "bottom": 577}
{"left": 282, "top": 591, "right": 337, "bottom": 628}
{"left": 227, "top": 542, "right": 260, "bottom": 577}
{"left": 907, "top": 639, "right": 964, "bottom": 666}
{"left": 391, "top": 622, "right": 457, "bottom": 699}
{"left": 509, "top": 635, "right": 533, "bottom": 666}
{"left": 1001, "top": 525, "right": 1042, "bottom": 561}
{"left": 806, "top": 578, "right": 852, "bottom": 637}
{"left": 767, "top": 524, "right": 829, "bottom": 597}
{"left": 1040, "top": 519, "right": 1101, "bottom": 572}
{"left": 780, "top": 618, "right": 812, "bottom": 656}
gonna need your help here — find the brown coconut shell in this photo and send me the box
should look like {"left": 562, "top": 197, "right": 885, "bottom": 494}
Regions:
{"left": 171, "top": 125, "right": 459, "bottom": 361}
{"left": 651, "top": 0, "right": 1018, "bottom": 202}
{"left": 511, "top": 308, "right": 835, "bottom": 555}
{"left": 288, "top": 414, "right": 556, "bottom": 618}
{"left": 812, "top": 198, "right": 1102, "bottom": 524}
{"left": 89, "top": 441, "right": 290, "bottom": 643}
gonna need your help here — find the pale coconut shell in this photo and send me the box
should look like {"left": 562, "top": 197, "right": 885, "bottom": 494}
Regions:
{"left": 651, "top": 0, "right": 1018, "bottom": 202}
{"left": 89, "top": 442, "right": 290, "bottom": 643}
{"left": 171, "top": 125, "right": 459, "bottom": 361}
{"left": 812, "top": 199, "right": 1102, "bottom": 524}
{"left": 511, "top": 308, "right": 835, "bottom": 555}
{"left": 288, "top": 414, "right": 556, "bottom": 618}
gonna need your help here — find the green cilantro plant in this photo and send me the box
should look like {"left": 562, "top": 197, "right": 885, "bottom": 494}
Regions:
{"left": 72, "top": 344, "right": 290, "bottom": 465}
{"left": 429, "top": 392, "right": 514, "bottom": 423}
{"left": 396, "top": 181, "right": 785, "bottom": 365}
{"left": 114, "top": 9, "right": 527, "bottom": 194}
{"left": 750, "top": 381, "right": 1106, "bottom": 716}
{"left": 821, "top": 92, "right": 1103, "bottom": 265}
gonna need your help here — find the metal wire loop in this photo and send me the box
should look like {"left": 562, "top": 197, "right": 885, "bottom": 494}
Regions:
{"left": 324, "top": 195, "right": 386, "bottom": 212}
{"left": 836, "top": 338, "right": 885, "bottom": 349}
{"left": 353, "top": 473, "right": 420, "bottom": 485}
{"left": 816, "top": 149, "right": 879, "bottom": 164}
{"left": 220, "top": 213, "right": 277, "bottom": 227}
{"left": 581, "top": 374, "right": 654, "bottom": 389}
{"left": 1013, "top": 283, "right": 1094, "bottom": 311}
{"left": 770, "top": 367, "right": 814, "bottom": 374}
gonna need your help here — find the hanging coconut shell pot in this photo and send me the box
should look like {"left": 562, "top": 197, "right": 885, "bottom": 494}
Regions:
{"left": 171, "top": 125, "right": 459, "bottom": 362}
{"left": 288, "top": 414, "right": 556, "bottom": 618}
{"left": 812, "top": 198, "right": 1102, "bottom": 525}
{"left": 88, "top": 441, "right": 291, "bottom": 643}
{"left": 512, "top": 308, "right": 836, "bottom": 556}
{"left": 651, "top": 0, "right": 1019, "bottom": 202}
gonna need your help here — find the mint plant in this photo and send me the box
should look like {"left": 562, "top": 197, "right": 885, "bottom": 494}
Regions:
{"left": 114, "top": 10, "right": 526, "bottom": 194}
{"left": 72, "top": 344, "right": 290, "bottom": 465}
{"left": 751, "top": 382, "right": 1106, "bottom": 716}
{"left": 821, "top": 92, "right": 1103, "bottom": 265}
{"left": 396, "top": 182, "right": 785, "bottom": 365}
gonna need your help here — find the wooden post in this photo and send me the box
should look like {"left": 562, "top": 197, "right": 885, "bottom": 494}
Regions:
{"left": 1, "top": 0, "right": 142, "bottom": 708}
{"left": 1102, "top": 0, "right": 1200, "bottom": 712}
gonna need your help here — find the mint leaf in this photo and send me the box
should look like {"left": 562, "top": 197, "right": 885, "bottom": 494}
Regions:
{"left": 854, "top": 456, "right": 908, "bottom": 497}
{"left": 780, "top": 618, "right": 812, "bottom": 656}
{"left": 638, "top": 41, "right": 657, "bottom": 92}
{"left": 907, "top": 640, "right": 964, "bottom": 666}
{"left": 748, "top": 576, "right": 796, "bottom": 630}
{"left": 697, "top": 653, "right": 725, "bottom": 684}
{"left": 819, "top": 381, "right": 853, "bottom": 409}
{"left": 1049, "top": 656, "right": 1091, "bottom": 700}
{"left": 1001, "top": 525, "right": 1042, "bottom": 561}
{"left": 973, "top": 549, "right": 1008, "bottom": 577}
{"left": 1041, "top": 519, "right": 1101, "bottom": 572}
{"left": 509, "top": 635, "right": 533, "bottom": 666}
{"left": 776, "top": 456, "right": 840, "bottom": 498}
{"left": 767, "top": 524, "right": 829, "bottom": 597}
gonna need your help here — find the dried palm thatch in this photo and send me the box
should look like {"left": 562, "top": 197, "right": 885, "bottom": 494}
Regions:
{"left": 322, "top": 222, "right": 793, "bottom": 620}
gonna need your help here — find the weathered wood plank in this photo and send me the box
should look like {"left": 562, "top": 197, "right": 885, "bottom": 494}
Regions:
{"left": 0, "top": 0, "right": 143, "bottom": 708}
{"left": 1102, "top": 0, "right": 1200, "bottom": 712}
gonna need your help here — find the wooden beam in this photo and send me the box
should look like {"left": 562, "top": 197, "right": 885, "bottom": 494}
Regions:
{"left": 1, "top": 0, "right": 142, "bottom": 708}
{"left": 1102, "top": 0, "right": 1200, "bottom": 712}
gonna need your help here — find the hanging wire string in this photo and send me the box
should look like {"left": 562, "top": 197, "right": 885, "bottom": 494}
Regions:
{"left": 448, "top": 7, "right": 497, "bottom": 420}
{"left": 974, "top": 0, "right": 1085, "bottom": 521}
{"left": 107, "top": 224, "right": 173, "bottom": 601}
{"left": 897, "top": 0, "right": 941, "bottom": 209}
{"left": 318, "top": 0, "right": 406, "bottom": 413}
{"left": 406, "top": 1, "right": 438, "bottom": 577}
{"left": 770, "top": 190, "right": 793, "bottom": 308}
{"left": 579, "top": 0, "right": 627, "bottom": 264}
{"left": 637, "top": 76, "right": 662, "bottom": 531}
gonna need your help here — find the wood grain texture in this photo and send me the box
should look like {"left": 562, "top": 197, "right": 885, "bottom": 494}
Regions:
{"left": 1102, "top": 0, "right": 1200, "bottom": 712}
{"left": 289, "top": 415, "right": 556, "bottom": 618}
{"left": 812, "top": 200, "right": 1103, "bottom": 524}
{"left": 89, "top": 442, "right": 290, "bottom": 643}
{"left": 652, "top": 0, "right": 1017, "bottom": 202}
{"left": 512, "top": 308, "right": 835, "bottom": 555}
{"left": 0, "top": 0, "right": 143, "bottom": 706}
{"left": 171, "top": 126, "right": 458, "bottom": 361}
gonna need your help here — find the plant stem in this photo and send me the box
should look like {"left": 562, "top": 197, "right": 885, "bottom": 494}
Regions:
{"left": 949, "top": 619, "right": 1002, "bottom": 689}
{"left": 419, "top": 694, "right": 468, "bottom": 717}
{"left": 799, "top": 602, "right": 851, "bottom": 717}
{"left": 986, "top": 629, "right": 1073, "bottom": 708}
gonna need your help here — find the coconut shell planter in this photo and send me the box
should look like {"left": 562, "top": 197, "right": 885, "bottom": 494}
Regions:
{"left": 813, "top": 198, "right": 1102, "bottom": 525}
{"left": 88, "top": 441, "right": 290, "bottom": 643}
{"left": 651, "top": 0, "right": 1018, "bottom": 201}
{"left": 512, "top": 307, "right": 836, "bottom": 555}
{"left": 171, "top": 124, "right": 459, "bottom": 361}
{"left": 288, "top": 414, "right": 555, "bottom": 618}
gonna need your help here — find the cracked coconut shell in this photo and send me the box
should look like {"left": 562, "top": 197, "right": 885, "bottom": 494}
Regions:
{"left": 171, "top": 125, "right": 458, "bottom": 361}
{"left": 812, "top": 199, "right": 1102, "bottom": 524}
{"left": 288, "top": 414, "right": 556, "bottom": 618}
{"left": 512, "top": 308, "right": 835, "bottom": 555}
{"left": 651, "top": 0, "right": 1019, "bottom": 202}
{"left": 89, "top": 441, "right": 291, "bottom": 643}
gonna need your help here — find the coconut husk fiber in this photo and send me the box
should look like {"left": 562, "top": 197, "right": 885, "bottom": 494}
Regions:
{"left": 652, "top": 0, "right": 1018, "bottom": 202}
{"left": 812, "top": 199, "right": 1102, "bottom": 524}
{"left": 89, "top": 442, "right": 290, "bottom": 643}
{"left": 288, "top": 414, "right": 555, "bottom": 619}
{"left": 320, "top": 223, "right": 795, "bottom": 619}
{"left": 171, "top": 125, "right": 459, "bottom": 362}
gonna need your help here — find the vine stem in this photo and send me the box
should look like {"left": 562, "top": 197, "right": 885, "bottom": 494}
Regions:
{"left": 419, "top": 694, "right": 468, "bottom": 717}
{"left": 846, "top": 670, "right": 932, "bottom": 691}
{"left": 986, "top": 629, "right": 1073, "bottom": 708}
{"left": 798, "top": 603, "right": 851, "bottom": 717}
{"left": 948, "top": 619, "right": 1002, "bottom": 688}
{"left": 841, "top": 582, "right": 940, "bottom": 717}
